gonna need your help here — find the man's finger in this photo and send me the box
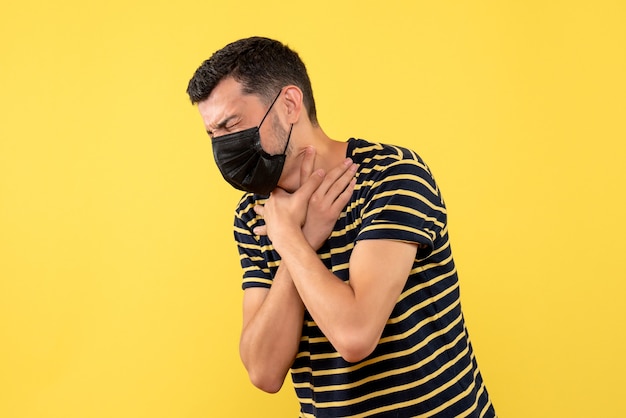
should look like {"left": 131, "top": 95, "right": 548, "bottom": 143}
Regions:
{"left": 253, "top": 204, "right": 265, "bottom": 216}
{"left": 252, "top": 225, "right": 267, "bottom": 236}
{"left": 296, "top": 169, "right": 326, "bottom": 201}
{"left": 331, "top": 177, "right": 357, "bottom": 212}
{"left": 326, "top": 163, "right": 358, "bottom": 201}
{"left": 319, "top": 158, "right": 357, "bottom": 200}
{"left": 300, "top": 147, "right": 316, "bottom": 186}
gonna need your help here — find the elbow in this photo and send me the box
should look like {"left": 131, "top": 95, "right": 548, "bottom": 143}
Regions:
{"left": 334, "top": 331, "right": 379, "bottom": 364}
{"left": 246, "top": 367, "right": 285, "bottom": 393}
{"left": 239, "top": 338, "right": 290, "bottom": 393}
{"left": 339, "top": 345, "right": 376, "bottom": 364}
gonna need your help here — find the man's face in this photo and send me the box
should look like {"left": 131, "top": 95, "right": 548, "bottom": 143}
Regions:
{"left": 197, "top": 77, "right": 286, "bottom": 156}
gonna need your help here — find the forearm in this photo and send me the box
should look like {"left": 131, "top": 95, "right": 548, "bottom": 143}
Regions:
{"left": 279, "top": 231, "right": 376, "bottom": 362}
{"left": 239, "top": 265, "right": 305, "bottom": 393}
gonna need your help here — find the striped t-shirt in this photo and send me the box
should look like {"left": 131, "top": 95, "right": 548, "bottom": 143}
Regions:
{"left": 233, "top": 138, "right": 496, "bottom": 417}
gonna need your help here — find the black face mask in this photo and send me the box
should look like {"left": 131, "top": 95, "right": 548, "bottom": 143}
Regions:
{"left": 210, "top": 90, "right": 292, "bottom": 195}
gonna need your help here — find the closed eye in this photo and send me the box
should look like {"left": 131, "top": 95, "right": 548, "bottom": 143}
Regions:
{"left": 209, "top": 115, "right": 240, "bottom": 138}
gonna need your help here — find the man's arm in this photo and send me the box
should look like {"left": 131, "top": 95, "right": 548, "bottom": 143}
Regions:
{"left": 239, "top": 267, "right": 304, "bottom": 393}
{"left": 273, "top": 224, "right": 416, "bottom": 362}
{"left": 239, "top": 148, "right": 356, "bottom": 392}
{"left": 259, "top": 171, "right": 418, "bottom": 363}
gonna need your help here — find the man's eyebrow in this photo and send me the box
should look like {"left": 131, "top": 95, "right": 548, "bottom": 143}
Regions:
{"left": 211, "top": 115, "right": 238, "bottom": 132}
{"left": 207, "top": 114, "right": 238, "bottom": 138}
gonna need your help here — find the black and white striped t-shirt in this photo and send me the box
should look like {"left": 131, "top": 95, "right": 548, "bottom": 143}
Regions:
{"left": 233, "top": 138, "right": 496, "bottom": 417}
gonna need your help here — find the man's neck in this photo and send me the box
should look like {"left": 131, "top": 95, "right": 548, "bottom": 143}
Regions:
{"left": 278, "top": 124, "right": 350, "bottom": 193}
{"left": 311, "top": 133, "right": 349, "bottom": 174}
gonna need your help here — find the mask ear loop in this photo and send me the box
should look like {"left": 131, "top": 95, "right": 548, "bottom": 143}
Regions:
{"left": 258, "top": 89, "right": 283, "bottom": 129}
{"left": 281, "top": 124, "right": 293, "bottom": 155}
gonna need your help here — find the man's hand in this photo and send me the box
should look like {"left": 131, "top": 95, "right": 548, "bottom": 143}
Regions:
{"left": 254, "top": 148, "right": 357, "bottom": 252}
{"left": 300, "top": 148, "right": 358, "bottom": 249}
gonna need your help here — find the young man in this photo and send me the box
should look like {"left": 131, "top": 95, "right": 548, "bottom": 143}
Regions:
{"left": 187, "top": 37, "right": 496, "bottom": 417}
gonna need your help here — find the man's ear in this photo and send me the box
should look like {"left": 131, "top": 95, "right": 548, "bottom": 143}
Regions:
{"left": 282, "top": 85, "right": 304, "bottom": 124}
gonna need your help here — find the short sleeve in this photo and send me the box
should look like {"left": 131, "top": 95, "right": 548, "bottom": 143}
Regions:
{"left": 233, "top": 195, "right": 274, "bottom": 290}
{"left": 356, "top": 157, "right": 447, "bottom": 260}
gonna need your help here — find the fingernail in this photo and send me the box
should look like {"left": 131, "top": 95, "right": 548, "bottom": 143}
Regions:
{"left": 344, "top": 158, "right": 353, "bottom": 165}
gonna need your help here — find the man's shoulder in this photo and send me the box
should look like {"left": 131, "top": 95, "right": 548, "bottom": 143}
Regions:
{"left": 348, "top": 138, "right": 427, "bottom": 179}
{"left": 348, "top": 137, "right": 422, "bottom": 163}
{"left": 234, "top": 193, "right": 267, "bottom": 219}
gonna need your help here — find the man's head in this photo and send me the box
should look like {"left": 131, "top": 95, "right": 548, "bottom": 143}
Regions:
{"left": 187, "top": 37, "right": 317, "bottom": 126}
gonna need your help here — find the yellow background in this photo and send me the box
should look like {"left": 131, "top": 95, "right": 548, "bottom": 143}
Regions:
{"left": 1, "top": 1, "right": 625, "bottom": 417}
